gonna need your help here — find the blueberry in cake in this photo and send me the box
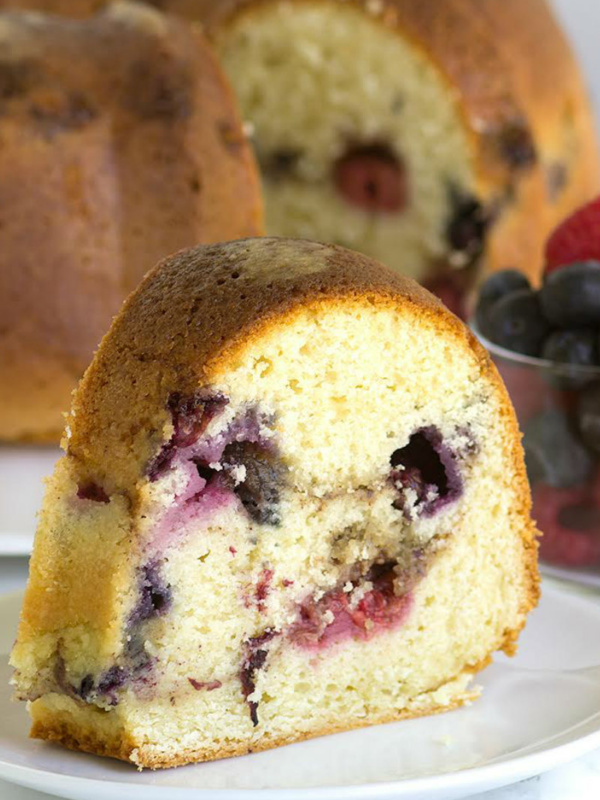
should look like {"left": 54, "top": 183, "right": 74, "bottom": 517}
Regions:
{"left": 0, "top": 1, "right": 262, "bottom": 442}
{"left": 200, "top": 0, "right": 599, "bottom": 310}
{"left": 11, "top": 238, "right": 539, "bottom": 767}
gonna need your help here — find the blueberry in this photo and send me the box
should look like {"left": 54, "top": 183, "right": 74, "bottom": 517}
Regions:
{"left": 541, "top": 329, "right": 598, "bottom": 388}
{"left": 129, "top": 562, "right": 172, "bottom": 626}
{"left": 96, "top": 666, "right": 129, "bottom": 706}
{"left": 390, "top": 426, "right": 462, "bottom": 518}
{"left": 446, "top": 191, "right": 490, "bottom": 267}
{"left": 265, "top": 149, "right": 301, "bottom": 178}
{"left": 542, "top": 329, "right": 598, "bottom": 366}
{"left": 475, "top": 270, "right": 531, "bottom": 338}
{"left": 540, "top": 261, "right": 600, "bottom": 327}
{"left": 147, "top": 391, "right": 228, "bottom": 480}
{"left": 170, "top": 391, "right": 228, "bottom": 449}
{"left": 496, "top": 121, "right": 537, "bottom": 171}
{"left": 487, "top": 289, "right": 550, "bottom": 356}
{"left": 222, "top": 442, "right": 285, "bottom": 526}
{"left": 577, "top": 382, "right": 600, "bottom": 454}
{"left": 523, "top": 410, "right": 594, "bottom": 488}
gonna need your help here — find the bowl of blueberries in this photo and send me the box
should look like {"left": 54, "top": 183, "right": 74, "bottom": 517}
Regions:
{"left": 473, "top": 197, "right": 600, "bottom": 574}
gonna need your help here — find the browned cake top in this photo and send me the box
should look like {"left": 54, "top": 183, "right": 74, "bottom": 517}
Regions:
{"left": 68, "top": 237, "right": 499, "bottom": 492}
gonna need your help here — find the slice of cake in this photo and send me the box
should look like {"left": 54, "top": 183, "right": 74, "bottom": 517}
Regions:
{"left": 10, "top": 238, "right": 539, "bottom": 768}
{"left": 201, "top": 0, "right": 599, "bottom": 311}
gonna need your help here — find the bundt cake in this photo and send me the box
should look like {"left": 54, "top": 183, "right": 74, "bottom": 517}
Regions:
{"left": 0, "top": 1, "right": 262, "bottom": 443}
{"left": 196, "top": 0, "right": 600, "bottom": 311}
{"left": 10, "top": 237, "right": 539, "bottom": 768}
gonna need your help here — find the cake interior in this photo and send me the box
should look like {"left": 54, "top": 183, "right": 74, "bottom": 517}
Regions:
{"left": 12, "top": 300, "right": 533, "bottom": 767}
{"left": 216, "top": 3, "right": 484, "bottom": 299}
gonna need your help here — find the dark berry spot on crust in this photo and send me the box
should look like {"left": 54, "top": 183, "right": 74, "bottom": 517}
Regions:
{"left": 222, "top": 441, "right": 284, "bottom": 526}
{"left": 496, "top": 121, "right": 537, "bottom": 171}
{"left": 390, "top": 427, "right": 463, "bottom": 518}
{"left": 334, "top": 143, "right": 408, "bottom": 213}
{"left": 446, "top": 190, "right": 491, "bottom": 267}
{"left": 30, "top": 92, "right": 97, "bottom": 137}
{"left": 0, "top": 60, "right": 37, "bottom": 100}
{"left": 77, "top": 482, "right": 110, "bottom": 503}
{"left": 546, "top": 161, "right": 568, "bottom": 202}
{"left": 127, "top": 59, "right": 192, "bottom": 121}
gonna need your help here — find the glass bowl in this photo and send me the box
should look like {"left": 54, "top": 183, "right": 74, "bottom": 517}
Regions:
{"left": 473, "top": 327, "right": 600, "bottom": 571}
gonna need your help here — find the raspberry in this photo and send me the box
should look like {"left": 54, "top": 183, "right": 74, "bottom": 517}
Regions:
{"left": 333, "top": 144, "right": 407, "bottom": 213}
{"left": 545, "top": 196, "right": 600, "bottom": 275}
{"left": 533, "top": 484, "right": 600, "bottom": 567}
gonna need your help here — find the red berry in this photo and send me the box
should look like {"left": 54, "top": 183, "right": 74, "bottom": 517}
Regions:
{"left": 533, "top": 483, "right": 600, "bottom": 567}
{"left": 545, "top": 196, "right": 600, "bottom": 275}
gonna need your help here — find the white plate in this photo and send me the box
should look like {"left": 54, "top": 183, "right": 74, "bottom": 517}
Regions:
{"left": 542, "top": 563, "right": 600, "bottom": 591}
{"left": 0, "top": 447, "right": 61, "bottom": 556}
{"left": 1, "top": 584, "right": 600, "bottom": 800}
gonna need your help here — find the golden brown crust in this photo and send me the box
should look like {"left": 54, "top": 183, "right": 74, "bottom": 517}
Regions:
{"left": 0, "top": 1, "right": 263, "bottom": 443}
{"left": 461, "top": 325, "right": 540, "bottom": 639}
{"left": 30, "top": 670, "right": 481, "bottom": 769}
{"left": 67, "top": 238, "right": 461, "bottom": 489}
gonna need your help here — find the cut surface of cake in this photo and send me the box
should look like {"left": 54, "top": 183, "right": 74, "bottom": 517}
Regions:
{"left": 200, "top": 0, "right": 599, "bottom": 310}
{"left": 0, "top": 0, "right": 262, "bottom": 443}
{"left": 10, "top": 237, "right": 539, "bottom": 768}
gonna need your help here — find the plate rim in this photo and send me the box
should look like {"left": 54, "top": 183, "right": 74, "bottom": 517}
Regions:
{"left": 0, "top": 534, "right": 34, "bottom": 557}
{"left": 1, "top": 583, "right": 600, "bottom": 799}
{"left": 1, "top": 721, "right": 600, "bottom": 800}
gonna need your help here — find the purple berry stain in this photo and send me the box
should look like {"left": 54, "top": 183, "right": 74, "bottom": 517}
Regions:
{"left": 390, "top": 426, "right": 463, "bottom": 518}
{"left": 129, "top": 562, "right": 172, "bottom": 626}
{"left": 148, "top": 390, "right": 229, "bottom": 480}
{"left": 240, "top": 629, "right": 277, "bottom": 726}
{"left": 188, "top": 678, "right": 222, "bottom": 691}
{"left": 289, "top": 561, "right": 412, "bottom": 649}
{"left": 77, "top": 482, "right": 109, "bottom": 503}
